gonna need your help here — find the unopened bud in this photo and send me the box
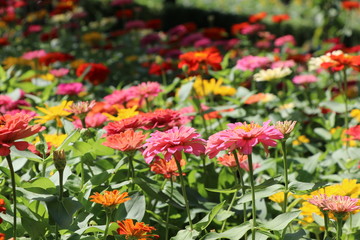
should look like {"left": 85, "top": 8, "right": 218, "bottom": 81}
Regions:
{"left": 53, "top": 150, "right": 66, "bottom": 172}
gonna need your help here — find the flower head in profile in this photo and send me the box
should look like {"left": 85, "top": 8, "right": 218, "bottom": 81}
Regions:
{"left": 67, "top": 100, "right": 96, "bottom": 115}
{"left": 76, "top": 63, "right": 110, "bottom": 85}
{"left": 275, "top": 121, "right": 297, "bottom": 138}
{"left": 345, "top": 125, "right": 360, "bottom": 140}
{"left": 143, "top": 126, "right": 206, "bottom": 164}
{"left": 150, "top": 157, "right": 186, "bottom": 180}
{"left": 292, "top": 74, "right": 317, "bottom": 85}
{"left": 206, "top": 120, "right": 284, "bottom": 158}
{"left": 35, "top": 101, "right": 73, "bottom": 127}
{"left": 103, "top": 129, "right": 148, "bottom": 152}
{"left": 272, "top": 14, "right": 290, "bottom": 23}
{"left": 178, "top": 47, "right": 222, "bottom": 74}
{"left": 90, "top": 190, "right": 130, "bottom": 208}
{"left": 308, "top": 194, "right": 360, "bottom": 214}
{"left": 117, "top": 219, "right": 159, "bottom": 239}
{"left": 0, "top": 113, "right": 44, "bottom": 156}
{"left": 235, "top": 55, "right": 270, "bottom": 71}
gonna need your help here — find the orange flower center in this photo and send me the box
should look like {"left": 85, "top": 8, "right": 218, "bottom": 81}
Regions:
{"left": 194, "top": 52, "right": 207, "bottom": 59}
{"left": 235, "top": 123, "right": 261, "bottom": 132}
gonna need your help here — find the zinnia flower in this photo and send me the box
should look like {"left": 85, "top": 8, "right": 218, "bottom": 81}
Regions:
{"left": 235, "top": 55, "right": 270, "bottom": 71}
{"left": 309, "top": 194, "right": 360, "bottom": 214}
{"left": 206, "top": 120, "right": 284, "bottom": 158}
{"left": 0, "top": 199, "right": 6, "bottom": 224}
{"left": 178, "top": 47, "right": 222, "bottom": 74}
{"left": 150, "top": 157, "right": 186, "bottom": 179}
{"left": 0, "top": 113, "right": 44, "bottom": 156}
{"left": 76, "top": 63, "right": 110, "bottom": 85}
{"left": 292, "top": 74, "right": 317, "bottom": 85}
{"left": 103, "top": 129, "right": 147, "bottom": 152}
{"left": 89, "top": 190, "right": 130, "bottom": 208}
{"left": 345, "top": 125, "right": 360, "bottom": 140}
{"left": 35, "top": 101, "right": 73, "bottom": 127}
{"left": 272, "top": 14, "right": 290, "bottom": 23}
{"left": 143, "top": 126, "right": 206, "bottom": 164}
{"left": 56, "top": 83, "right": 85, "bottom": 95}
{"left": 253, "top": 67, "right": 292, "bottom": 82}
{"left": 117, "top": 219, "right": 158, "bottom": 239}
{"left": 217, "top": 152, "right": 260, "bottom": 171}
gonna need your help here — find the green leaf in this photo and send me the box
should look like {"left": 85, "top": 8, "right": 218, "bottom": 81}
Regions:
{"left": 46, "top": 197, "right": 83, "bottom": 228}
{"left": 0, "top": 166, "right": 21, "bottom": 186}
{"left": 193, "top": 201, "right": 225, "bottom": 231}
{"left": 72, "top": 142, "right": 92, "bottom": 157}
{"left": 178, "top": 80, "right": 194, "bottom": 102}
{"left": 22, "top": 177, "right": 57, "bottom": 194}
{"left": 238, "top": 184, "right": 283, "bottom": 203}
{"left": 284, "top": 229, "right": 307, "bottom": 240}
{"left": 202, "top": 222, "right": 251, "bottom": 240}
{"left": 171, "top": 228, "right": 200, "bottom": 240}
{"left": 11, "top": 148, "right": 42, "bottom": 163}
{"left": 314, "top": 128, "right": 332, "bottom": 140}
{"left": 262, "top": 211, "right": 301, "bottom": 231}
{"left": 205, "top": 187, "right": 238, "bottom": 194}
{"left": 90, "top": 171, "right": 110, "bottom": 185}
{"left": 116, "top": 192, "right": 145, "bottom": 221}
{"left": 56, "top": 130, "right": 81, "bottom": 151}
{"left": 18, "top": 70, "right": 36, "bottom": 80}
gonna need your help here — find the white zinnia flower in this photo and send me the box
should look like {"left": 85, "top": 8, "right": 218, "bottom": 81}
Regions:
{"left": 253, "top": 67, "right": 292, "bottom": 82}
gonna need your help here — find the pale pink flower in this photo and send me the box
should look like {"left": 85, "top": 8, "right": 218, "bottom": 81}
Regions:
{"left": 274, "top": 35, "right": 296, "bottom": 47}
{"left": 143, "top": 126, "right": 206, "bottom": 164}
{"left": 206, "top": 120, "right": 284, "bottom": 158}
{"left": 50, "top": 68, "right": 69, "bottom": 77}
{"left": 73, "top": 113, "right": 108, "bottom": 128}
{"left": 271, "top": 60, "right": 295, "bottom": 69}
{"left": 292, "top": 74, "right": 318, "bottom": 85}
{"left": 132, "top": 81, "right": 162, "bottom": 99}
{"left": 103, "top": 89, "right": 131, "bottom": 105}
{"left": 235, "top": 55, "right": 270, "bottom": 71}
{"left": 308, "top": 194, "right": 328, "bottom": 209}
{"left": 56, "top": 83, "right": 85, "bottom": 95}
{"left": 22, "top": 50, "right": 47, "bottom": 60}
{"left": 67, "top": 101, "right": 96, "bottom": 115}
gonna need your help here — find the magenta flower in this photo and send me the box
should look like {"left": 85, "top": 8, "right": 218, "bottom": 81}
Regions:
{"left": 143, "top": 126, "right": 206, "bottom": 164}
{"left": 235, "top": 55, "right": 270, "bottom": 71}
{"left": 206, "top": 120, "right": 284, "bottom": 158}
{"left": 56, "top": 83, "right": 85, "bottom": 95}
{"left": 22, "top": 50, "right": 47, "bottom": 60}
{"left": 274, "top": 35, "right": 296, "bottom": 47}
{"left": 292, "top": 74, "right": 317, "bottom": 85}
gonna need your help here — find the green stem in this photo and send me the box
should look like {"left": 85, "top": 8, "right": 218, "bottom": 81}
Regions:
{"left": 6, "top": 155, "right": 17, "bottom": 240}
{"left": 165, "top": 178, "right": 174, "bottom": 240}
{"left": 80, "top": 161, "right": 85, "bottom": 189}
{"left": 323, "top": 212, "right": 329, "bottom": 240}
{"left": 281, "top": 140, "right": 289, "bottom": 213}
{"left": 127, "top": 153, "right": 135, "bottom": 191}
{"left": 247, "top": 154, "right": 257, "bottom": 240}
{"left": 175, "top": 159, "right": 193, "bottom": 230}
{"left": 55, "top": 170, "right": 64, "bottom": 239}
{"left": 103, "top": 209, "right": 112, "bottom": 240}
{"left": 336, "top": 217, "right": 343, "bottom": 240}
{"left": 342, "top": 69, "right": 349, "bottom": 149}
{"left": 233, "top": 151, "right": 248, "bottom": 227}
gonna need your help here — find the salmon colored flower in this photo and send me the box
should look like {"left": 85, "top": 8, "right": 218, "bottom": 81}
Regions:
{"left": 117, "top": 219, "right": 158, "bottom": 239}
{"left": 0, "top": 113, "right": 44, "bottom": 156}
{"left": 150, "top": 157, "right": 186, "bottom": 179}
{"left": 0, "top": 233, "right": 4, "bottom": 240}
{"left": 345, "top": 125, "right": 360, "bottom": 140}
{"left": 272, "top": 14, "right": 290, "bottom": 23}
{"left": 178, "top": 47, "right": 222, "bottom": 74}
{"left": 0, "top": 199, "right": 6, "bottom": 224}
{"left": 206, "top": 120, "right": 283, "bottom": 158}
{"left": 309, "top": 194, "right": 360, "bottom": 214}
{"left": 249, "top": 12, "right": 267, "bottom": 23}
{"left": 143, "top": 126, "right": 206, "bottom": 164}
{"left": 217, "top": 152, "right": 260, "bottom": 171}
{"left": 67, "top": 101, "right": 96, "bottom": 115}
{"left": 103, "top": 129, "right": 147, "bottom": 152}
{"left": 89, "top": 190, "right": 130, "bottom": 208}
{"left": 104, "top": 116, "right": 143, "bottom": 135}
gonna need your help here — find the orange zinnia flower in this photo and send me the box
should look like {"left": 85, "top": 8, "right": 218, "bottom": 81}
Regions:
{"left": 321, "top": 54, "right": 360, "bottom": 72}
{"left": 272, "top": 14, "right": 290, "bottom": 23}
{"left": 102, "top": 129, "right": 148, "bottom": 152}
{"left": 89, "top": 190, "right": 130, "bottom": 208}
{"left": 0, "top": 113, "right": 44, "bottom": 156}
{"left": 117, "top": 219, "right": 159, "bottom": 239}
{"left": 150, "top": 157, "right": 186, "bottom": 179}
{"left": 178, "top": 47, "right": 222, "bottom": 74}
{"left": 249, "top": 12, "right": 267, "bottom": 23}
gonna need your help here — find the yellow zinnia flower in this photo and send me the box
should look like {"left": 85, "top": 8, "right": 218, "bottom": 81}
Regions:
{"left": 103, "top": 106, "right": 139, "bottom": 121}
{"left": 34, "top": 134, "right": 68, "bottom": 148}
{"left": 292, "top": 135, "right": 309, "bottom": 146}
{"left": 350, "top": 109, "right": 360, "bottom": 122}
{"left": 35, "top": 101, "right": 73, "bottom": 127}
{"left": 192, "top": 76, "right": 235, "bottom": 97}
{"left": 269, "top": 191, "right": 293, "bottom": 203}
{"left": 39, "top": 73, "right": 55, "bottom": 82}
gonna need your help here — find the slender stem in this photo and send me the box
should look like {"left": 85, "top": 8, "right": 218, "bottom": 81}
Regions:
{"left": 336, "top": 217, "right": 343, "bottom": 240}
{"left": 342, "top": 69, "right": 349, "bottom": 149}
{"left": 247, "top": 154, "right": 257, "bottom": 240}
{"left": 80, "top": 161, "right": 85, "bottom": 189}
{"left": 103, "top": 209, "right": 112, "bottom": 240}
{"left": 323, "top": 211, "right": 329, "bottom": 240}
{"left": 42, "top": 161, "right": 47, "bottom": 177}
{"left": 175, "top": 159, "right": 193, "bottom": 230}
{"left": 59, "top": 171, "right": 64, "bottom": 202}
{"left": 281, "top": 140, "right": 289, "bottom": 213}
{"left": 232, "top": 151, "right": 248, "bottom": 227}
{"left": 165, "top": 178, "right": 174, "bottom": 240}
{"left": 220, "top": 170, "right": 239, "bottom": 233}
{"left": 127, "top": 153, "right": 135, "bottom": 191}
{"left": 6, "top": 155, "right": 17, "bottom": 240}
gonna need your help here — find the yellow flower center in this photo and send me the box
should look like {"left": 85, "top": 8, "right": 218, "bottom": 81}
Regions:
{"left": 235, "top": 123, "right": 261, "bottom": 132}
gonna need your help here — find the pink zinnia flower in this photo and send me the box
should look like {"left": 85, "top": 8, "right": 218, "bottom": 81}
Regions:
{"left": 56, "top": 83, "right": 85, "bottom": 95}
{"left": 271, "top": 60, "right": 295, "bottom": 69}
{"left": 104, "top": 89, "right": 131, "bottom": 106}
{"left": 235, "top": 55, "right": 270, "bottom": 71}
{"left": 274, "top": 35, "right": 296, "bottom": 47}
{"left": 73, "top": 113, "right": 108, "bottom": 128}
{"left": 206, "top": 120, "right": 284, "bottom": 158}
{"left": 22, "top": 50, "right": 47, "bottom": 60}
{"left": 309, "top": 194, "right": 360, "bottom": 213}
{"left": 131, "top": 81, "right": 162, "bottom": 100}
{"left": 308, "top": 194, "right": 328, "bottom": 209}
{"left": 292, "top": 74, "right": 318, "bottom": 85}
{"left": 50, "top": 68, "right": 69, "bottom": 77}
{"left": 143, "top": 126, "right": 206, "bottom": 164}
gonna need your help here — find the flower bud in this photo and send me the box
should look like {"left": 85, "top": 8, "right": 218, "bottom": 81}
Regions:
{"left": 53, "top": 150, "right": 66, "bottom": 172}
{"left": 275, "top": 120, "right": 297, "bottom": 139}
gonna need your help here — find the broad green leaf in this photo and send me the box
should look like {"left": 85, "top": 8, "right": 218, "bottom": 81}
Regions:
{"left": 202, "top": 222, "right": 251, "bottom": 240}
{"left": 262, "top": 211, "right": 301, "bottom": 231}
{"left": 11, "top": 148, "right": 42, "bottom": 163}
{"left": 238, "top": 184, "right": 283, "bottom": 203}
{"left": 193, "top": 201, "right": 225, "bottom": 231}
{"left": 284, "top": 229, "right": 307, "bottom": 240}
{"left": 56, "top": 130, "right": 81, "bottom": 151}
{"left": 116, "top": 192, "right": 145, "bottom": 221}
{"left": 72, "top": 142, "right": 92, "bottom": 157}
{"left": 205, "top": 187, "right": 238, "bottom": 194}
{"left": 178, "top": 80, "right": 194, "bottom": 102}
{"left": 171, "top": 228, "right": 200, "bottom": 240}
{"left": 90, "top": 171, "right": 110, "bottom": 185}
{"left": 46, "top": 196, "right": 83, "bottom": 228}
{"left": 314, "top": 128, "right": 331, "bottom": 140}
{"left": 22, "top": 177, "right": 57, "bottom": 194}
{"left": 18, "top": 70, "right": 36, "bottom": 80}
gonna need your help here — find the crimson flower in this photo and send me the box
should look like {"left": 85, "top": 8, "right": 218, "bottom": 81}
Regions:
{"left": 0, "top": 113, "right": 44, "bottom": 156}
{"left": 345, "top": 125, "right": 360, "bottom": 140}
{"left": 249, "top": 12, "right": 267, "bottom": 23}
{"left": 206, "top": 120, "right": 283, "bottom": 158}
{"left": 76, "top": 63, "right": 110, "bottom": 85}
{"left": 143, "top": 126, "right": 206, "bottom": 164}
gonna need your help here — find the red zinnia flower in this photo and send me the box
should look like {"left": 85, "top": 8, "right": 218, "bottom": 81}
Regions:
{"left": 249, "top": 12, "right": 267, "bottom": 23}
{"left": 140, "top": 109, "right": 189, "bottom": 130}
{"left": 0, "top": 199, "right": 6, "bottom": 224}
{"left": 272, "top": 14, "right": 290, "bottom": 23}
{"left": 102, "top": 129, "right": 147, "bottom": 152}
{"left": 231, "top": 22, "right": 250, "bottom": 35}
{"left": 143, "top": 126, "right": 206, "bottom": 163}
{"left": 76, "top": 63, "right": 110, "bottom": 85}
{"left": 178, "top": 47, "right": 222, "bottom": 74}
{"left": 203, "top": 27, "right": 227, "bottom": 40}
{"left": 39, "top": 52, "right": 74, "bottom": 66}
{"left": 0, "top": 113, "right": 44, "bottom": 156}
{"left": 321, "top": 54, "right": 360, "bottom": 71}
{"left": 117, "top": 219, "right": 159, "bottom": 239}
{"left": 342, "top": 1, "right": 360, "bottom": 10}
{"left": 150, "top": 157, "right": 186, "bottom": 179}
{"left": 103, "top": 116, "right": 143, "bottom": 135}
{"left": 345, "top": 125, "right": 360, "bottom": 140}
{"left": 148, "top": 62, "right": 173, "bottom": 76}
